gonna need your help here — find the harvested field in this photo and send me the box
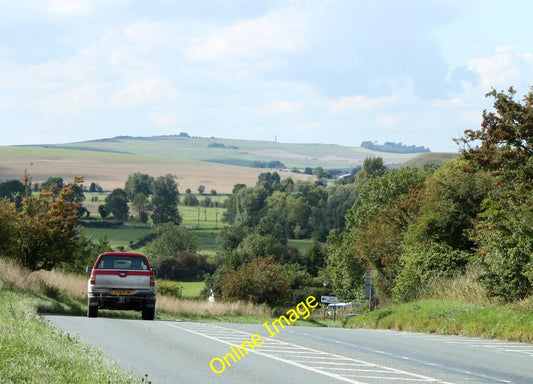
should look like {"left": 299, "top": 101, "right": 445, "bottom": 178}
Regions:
{"left": 0, "top": 146, "right": 312, "bottom": 194}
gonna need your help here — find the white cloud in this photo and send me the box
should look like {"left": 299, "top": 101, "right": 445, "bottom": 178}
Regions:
{"left": 328, "top": 95, "right": 396, "bottom": 114}
{"left": 469, "top": 46, "right": 533, "bottom": 90}
{"left": 148, "top": 112, "right": 186, "bottom": 127}
{"left": 259, "top": 100, "right": 307, "bottom": 114}
{"left": 373, "top": 114, "right": 402, "bottom": 130}
{"left": 328, "top": 77, "right": 416, "bottom": 114}
{"left": 185, "top": 8, "right": 307, "bottom": 62}
{"left": 111, "top": 77, "right": 175, "bottom": 107}
{"left": 46, "top": 0, "right": 93, "bottom": 16}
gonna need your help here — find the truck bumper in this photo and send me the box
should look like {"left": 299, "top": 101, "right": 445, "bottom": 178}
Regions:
{"left": 88, "top": 294, "right": 156, "bottom": 311}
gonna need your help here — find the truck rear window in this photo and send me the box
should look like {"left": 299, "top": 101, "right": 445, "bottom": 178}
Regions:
{"left": 96, "top": 256, "right": 148, "bottom": 270}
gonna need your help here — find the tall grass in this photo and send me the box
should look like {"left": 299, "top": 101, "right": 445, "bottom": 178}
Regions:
{"left": 420, "top": 268, "right": 488, "bottom": 304}
{"left": 156, "top": 295, "right": 271, "bottom": 319}
{"left": 0, "top": 258, "right": 86, "bottom": 301}
{"left": 0, "top": 257, "right": 271, "bottom": 320}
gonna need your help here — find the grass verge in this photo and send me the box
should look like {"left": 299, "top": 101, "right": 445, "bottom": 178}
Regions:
{"left": 345, "top": 299, "right": 533, "bottom": 343}
{"left": 0, "top": 291, "right": 140, "bottom": 383}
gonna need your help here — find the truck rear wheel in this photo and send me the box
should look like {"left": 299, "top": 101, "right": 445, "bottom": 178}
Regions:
{"left": 88, "top": 305, "right": 98, "bottom": 318}
{"left": 142, "top": 306, "right": 155, "bottom": 320}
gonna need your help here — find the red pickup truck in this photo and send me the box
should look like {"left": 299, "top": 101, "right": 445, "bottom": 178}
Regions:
{"left": 86, "top": 252, "right": 157, "bottom": 320}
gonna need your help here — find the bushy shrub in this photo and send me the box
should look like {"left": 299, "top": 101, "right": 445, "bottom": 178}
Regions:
{"left": 221, "top": 256, "right": 290, "bottom": 307}
{"left": 157, "top": 280, "right": 183, "bottom": 298}
{"left": 474, "top": 198, "right": 533, "bottom": 300}
{"left": 393, "top": 242, "right": 470, "bottom": 302}
{"left": 156, "top": 252, "right": 216, "bottom": 281}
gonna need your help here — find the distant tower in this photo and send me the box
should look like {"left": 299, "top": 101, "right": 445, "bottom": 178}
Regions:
{"left": 275, "top": 135, "right": 277, "bottom": 143}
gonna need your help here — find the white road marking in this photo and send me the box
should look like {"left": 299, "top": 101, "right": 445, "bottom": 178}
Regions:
{"left": 166, "top": 322, "right": 454, "bottom": 384}
{"left": 392, "top": 331, "right": 533, "bottom": 358}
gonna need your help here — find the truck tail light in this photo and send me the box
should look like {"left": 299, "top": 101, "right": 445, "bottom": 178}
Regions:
{"left": 150, "top": 273, "right": 156, "bottom": 287}
{"left": 89, "top": 273, "right": 95, "bottom": 285}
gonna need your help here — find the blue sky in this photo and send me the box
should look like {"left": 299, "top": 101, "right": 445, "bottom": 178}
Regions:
{"left": 1, "top": 0, "right": 533, "bottom": 152}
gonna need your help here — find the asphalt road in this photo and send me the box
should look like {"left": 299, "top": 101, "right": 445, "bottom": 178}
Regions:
{"left": 43, "top": 315, "right": 533, "bottom": 384}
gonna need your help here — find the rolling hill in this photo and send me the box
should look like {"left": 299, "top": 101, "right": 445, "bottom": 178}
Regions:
{"left": 0, "top": 135, "right": 451, "bottom": 193}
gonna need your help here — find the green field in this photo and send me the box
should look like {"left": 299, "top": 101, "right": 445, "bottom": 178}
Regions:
{"left": 288, "top": 239, "right": 315, "bottom": 254}
{"left": 82, "top": 225, "right": 154, "bottom": 250}
{"left": 80, "top": 195, "right": 226, "bottom": 254}
{"left": 180, "top": 205, "right": 227, "bottom": 230}
{"left": 8, "top": 135, "right": 422, "bottom": 170}
{"left": 181, "top": 281, "right": 206, "bottom": 299}
{"left": 82, "top": 224, "right": 220, "bottom": 256}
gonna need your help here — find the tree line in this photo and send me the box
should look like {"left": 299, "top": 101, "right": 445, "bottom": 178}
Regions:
{"left": 328, "top": 87, "right": 533, "bottom": 303}
{"left": 361, "top": 140, "right": 430, "bottom": 153}
{"left": 206, "top": 87, "right": 533, "bottom": 305}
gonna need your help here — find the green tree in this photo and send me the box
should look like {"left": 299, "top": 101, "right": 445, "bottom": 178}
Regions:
{"left": 285, "top": 195, "right": 311, "bottom": 238}
{"left": 457, "top": 87, "right": 533, "bottom": 300}
{"left": 314, "top": 167, "right": 325, "bottom": 179}
{"left": 458, "top": 87, "right": 533, "bottom": 180}
{"left": 124, "top": 173, "right": 153, "bottom": 222}
{"left": 124, "top": 172, "right": 154, "bottom": 200}
{"left": 216, "top": 225, "right": 248, "bottom": 255}
{"left": 0, "top": 180, "right": 25, "bottom": 207}
{"left": 157, "top": 251, "right": 215, "bottom": 281}
{"left": 65, "top": 182, "right": 86, "bottom": 205}
{"left": 404, "top": 160, "right": 492, "bottom": 251}
{"left": 223, "top": 185, "right": 268, "bottom": 227}
{"left": 147, "top": 222, "right": 198, "bottom": 256}
{"left": 151, "top": 174, "right": 181, "bottom": 225}
{"left": 325, "top": 167, "right": 429, "bottom": 300}
{"left": 324, "top": 184, "right": 358, "bottom": 233}
{"left": 61, "top": 235, "right": 113, "bottom": 273}
{"left": 355, "top": 157, "right": 386, "bottom": 185}
{"left": 1, "top": 181, "right": 81, "bottom": 270}
{"left": 98, "top": 204, "right": 110, "bottom": 219}
{"left": 325, "top": 229, "right": 365, "bottom": 300}
{"left": 105, "top": 188, "right": 129, "bottom": 221}
{"left": 256, "top": 171, "right": 281, "bottom": 192}
{"left": 302, "top": 240, "right": 327, "bottom": 277}
{"left": 221, "top": 256, "right": 290, "bottom": 307}
{"left": 40, "top": 177, "right": 64, "bottom": 195}
{"left": 0, "top": 198, "right": 17, "bottom": 257}
{"left": 182, "top": 192, "right": 199, "bottom": 207}
{"left": 225, "top": 233, "right": 289, "bottom": 269}
{"left": 88, "top": 182, "right": 103, "bottom": 193}
{"left": 145, "top": 223, "right": 200, "bottom": 278}
{"left": 132, "top": 193, "right": 151, "bottom": 223}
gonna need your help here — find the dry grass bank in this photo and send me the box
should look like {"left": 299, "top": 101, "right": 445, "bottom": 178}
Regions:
{"left": 156, "top": 295, "right": 271, "bottom": 318}
{"left": 0, "top": 258, "right": 86, "bottom": 301}
{"left": 0, "top": 257, "right": 271, "bottom": 319}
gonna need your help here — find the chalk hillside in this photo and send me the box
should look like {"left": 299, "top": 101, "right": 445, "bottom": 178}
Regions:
{"left": 0, "top": 135, "right": 448, "bottom": 193}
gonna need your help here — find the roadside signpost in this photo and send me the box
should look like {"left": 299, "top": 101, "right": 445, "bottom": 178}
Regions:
{"left": 320, "top": 296, "right": 338, "bottom": 304}
{"left": 365, "top": 270, "right": 375, "bottom": 311}
{"left": 321, "top": 296, "right": 339, "bottom": 320}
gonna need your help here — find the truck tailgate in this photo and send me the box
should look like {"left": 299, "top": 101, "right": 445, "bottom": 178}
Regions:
{"left": 94, "top": 270, "right": 152, "bottom": 290}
